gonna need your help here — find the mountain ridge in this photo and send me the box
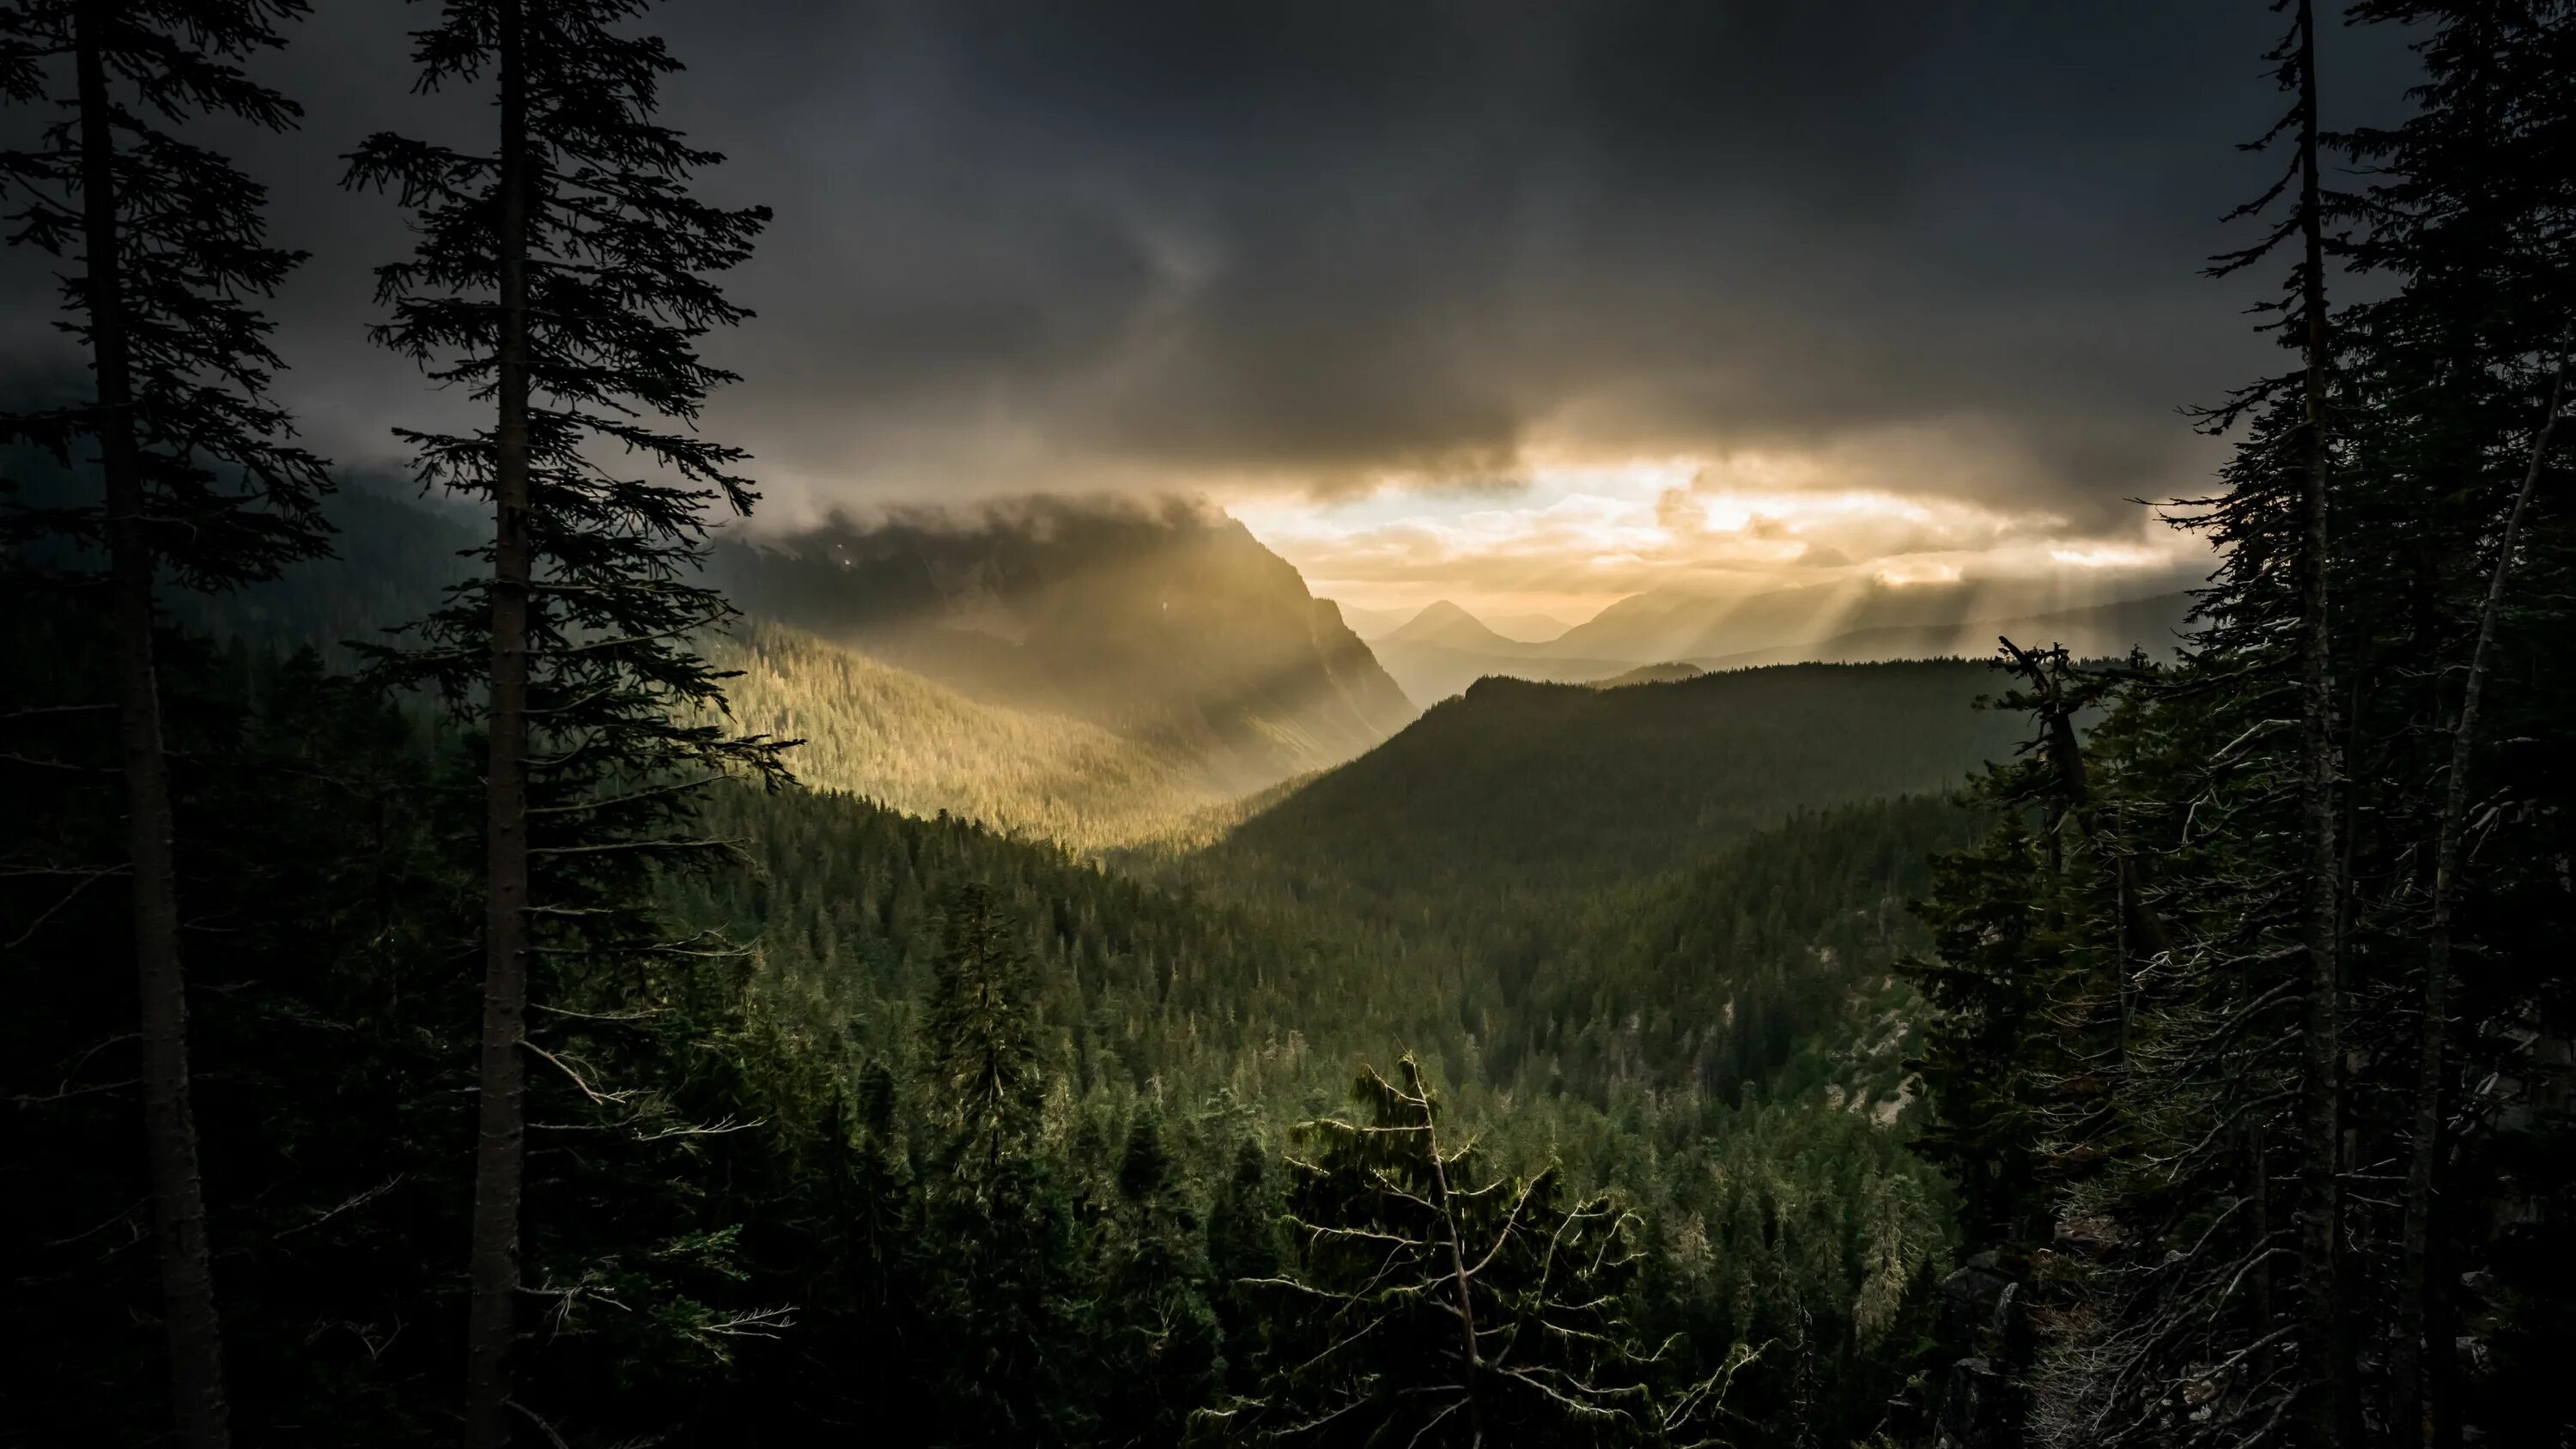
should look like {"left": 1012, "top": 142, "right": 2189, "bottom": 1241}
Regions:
{"left": 1382, "top": 598, "right": 1535, "bottom": 654}
{"left": 711, "top": 500, "right": 1419, "bottom": 792}
{"left": 714, "top": 619, "right": 1228, "bottom": 851}
{"left": 1370, "top": 586, "right": 2196, "bottom": 700}
{"left": 1207, "top": 658, "right": 2026, "bottom": 905}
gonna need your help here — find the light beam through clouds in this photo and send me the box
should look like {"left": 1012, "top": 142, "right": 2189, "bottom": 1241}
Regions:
{"left": 0, "top": 0, "right": 2415, "bottom": 627}
{"left": 1230, "top": 451, "right": 2208, "bottom": 625}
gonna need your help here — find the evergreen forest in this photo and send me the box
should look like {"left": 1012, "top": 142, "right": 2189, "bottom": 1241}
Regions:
{"left": 3, "top": 3, "right": 2572, "bottom": 1447}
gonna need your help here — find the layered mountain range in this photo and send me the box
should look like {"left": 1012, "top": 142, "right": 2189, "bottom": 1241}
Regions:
{"left": 210, "top": 488, "right": 1419, "bottom": 841}
{"left": 208, "top": 485, "right": 2179, "bottom": 860}
{"left": 1352, "top": 578, "right": 2198, "bottom": 702}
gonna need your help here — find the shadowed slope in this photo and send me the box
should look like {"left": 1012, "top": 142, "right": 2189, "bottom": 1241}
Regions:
{"left": 1208, "top": 658, "right": 2023, "bottom": 902}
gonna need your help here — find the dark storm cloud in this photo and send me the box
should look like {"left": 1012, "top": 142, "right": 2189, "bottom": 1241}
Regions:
{"left": 5, "top": 1, "right": 2423, "bottom": 526}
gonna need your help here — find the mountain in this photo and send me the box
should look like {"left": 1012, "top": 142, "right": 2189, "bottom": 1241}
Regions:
{"left": 1206, "top": 658, "right": 2023, "bottom": 905}
{"left": 1370, "top": 599, "right": 1629, "bottom": 700}
{"left": 1338, "top": 600, "right": 1572, "bottom": 644}
{"left": 187, "top": 488, "right": 1346, "bottom": 848}
{"left": 709, "top": 498, "right": 1419, "bottom": 792}
{"left": 1370, "top": 646, "right": 1628, "bottom": 710}
{"left": 715, "top": 620, "right": 1224, "bottom": 851}
{"left": 1367, "top": 640, "right": 1638, "bottom": 704}
{"left": 1370, "top": 583, "right": 2195, "bottom": 703}
{"left": 1381, "top": 599, "right": 1538, "bottom": 654}
{"left": 1369, "top": 601, "right": 1635, "bottom": 700}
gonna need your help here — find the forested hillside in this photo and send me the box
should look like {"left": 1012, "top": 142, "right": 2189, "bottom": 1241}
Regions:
{"left": 1209, "top": 661, "right": 2019, "bottom": 901}
{"left": 167, "top": 489, "right": 1255, "bottom": 852}
{"left": 5, "top": 578, "right": 1972, "bottom": 1446}
{"left": 9, "top": 448, "right": 2000, "bottom": 1445}
{"left": 714, "top": 620, "right": 1225, "bottom": 850}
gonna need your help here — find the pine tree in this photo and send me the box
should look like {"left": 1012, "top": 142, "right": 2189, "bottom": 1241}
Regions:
{"left": 2140, "top": 2, "right": 2357, "bottom": 1437}
{"left": 1211, "top": 1056, "right": 1750, "bottom": 1446}
{"left": 1208, "top": 1134, "right": 1288, "bottom": 1397}
{"left": 2227, "top": 8, "right": 2355, "bottom": 1435}
{"left": 914, "top": 884, "right": 1088, "bottom": 1444}
{"left": 0, "top": 4, "right": 327, "bottom": 1443}
{"left": 343, "top": 2, "right": 783, "bottom": 1440}
{"left": 1094, "top": 1110, "right": 1226, "bottom": 1446}
{"left": 2336, "top": 7, "right": 2576, "bottom": 1437}
{"left": 1905, "top": 802, "right": 2063, "bottom": 1253}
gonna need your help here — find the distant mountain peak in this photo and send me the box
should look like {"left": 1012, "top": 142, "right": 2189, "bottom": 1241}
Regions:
{"left": 1386, "top": 599, "right": 1521, "bottom": 652}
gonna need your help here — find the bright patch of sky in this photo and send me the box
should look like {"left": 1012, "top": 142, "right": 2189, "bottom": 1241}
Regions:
{"left": 1228, "top": 453, "right": 2199, "bottom": 622}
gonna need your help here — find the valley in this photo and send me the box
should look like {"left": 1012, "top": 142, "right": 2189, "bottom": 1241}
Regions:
{"left": 9, "top": 5, "right": 2566, "bottom": 1441}
{"left": 12, "top": 484, "right": 2029, "bottom": 1441}
{"left": 12, "top": 7, "right": 2566, "bottom": 1445}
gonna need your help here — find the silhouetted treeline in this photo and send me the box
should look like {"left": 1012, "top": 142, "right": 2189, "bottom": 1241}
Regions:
{"left": 1899, "top": 3, "right": 2576, "bottom": 1445}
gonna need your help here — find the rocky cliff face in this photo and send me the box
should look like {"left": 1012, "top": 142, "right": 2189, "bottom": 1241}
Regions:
{"left": 714, "top": 497, "right": 1418, "bottom": 792}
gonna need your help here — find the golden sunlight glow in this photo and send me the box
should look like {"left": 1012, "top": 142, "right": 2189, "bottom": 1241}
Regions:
{"left": 1225, "top": 450, "right": 2199, "bottom": 620}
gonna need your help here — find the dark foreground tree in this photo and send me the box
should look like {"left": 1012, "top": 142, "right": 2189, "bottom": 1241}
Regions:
{"left": 343, "top": 0, "right": 784, "bottom": 1440}
{"left": 2337, "top": 6, "right": 2576, "bottom": 1437}
{"left": 0, "top": 3, "right": 327, "bottom": 1443}
{"left": 2190, "top": 3, "right": 2354, "bottom": 1436}
{"left": 1205, "top": 1056, "right": 1755, "bottom": 1447}
{"left": 1907, "top": 10, "right": 2576, "bottom": 1445}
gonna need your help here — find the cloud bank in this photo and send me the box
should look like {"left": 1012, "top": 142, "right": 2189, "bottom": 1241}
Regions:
{"left": 1, "top": 0, "right": 2421, "bottom": 609}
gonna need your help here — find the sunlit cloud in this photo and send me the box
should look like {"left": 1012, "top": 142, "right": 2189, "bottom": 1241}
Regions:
{"left": 1229, "top": 449, "right": 2203, "bottom": 619}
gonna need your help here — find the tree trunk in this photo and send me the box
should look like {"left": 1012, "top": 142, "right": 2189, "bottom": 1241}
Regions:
{"left": 463, "top": 2, "right": 534, "bottom": 1443}
{"left": 2287, "top": 3, "right": 2349, "bottom": 1442}
{"left": 76, "top": 8, "right": 233, "bottom": 1446}
{"left": 1412, "top": 1064, "right": 1485, "bottom": 1447}
{"left": 2391, "top": 371, "right": 2563, "bottom": 1446}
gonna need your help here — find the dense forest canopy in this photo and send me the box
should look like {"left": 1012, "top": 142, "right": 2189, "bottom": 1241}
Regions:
{"left": 5, "top": 3, "right": 2573, "bottom": 1448}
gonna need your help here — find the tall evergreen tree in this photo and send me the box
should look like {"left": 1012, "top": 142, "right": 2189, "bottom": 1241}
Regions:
{"left": 343, "top": 2, "right": 783, "bottom": 1440}
{"left": 914, "top": 884, "right": 1089, "bottom": 1445}
{"left": 0, "top": 4, "right": 327, "bottom": 1444}
{"left": 1906, "top": 13, "right": 2576, "bottom": 1445}
{"left": 2181, "top": 2, "right": 2355, "bottom": 1436}
{"left": 1207, "top": 1134, "right": 1288, "bottom": 1397}
{"left": 2336, "top": 7, "right": 2576, "bottom": 1436}
{"left": 1094, "top": 1110, "right": 1226, "bottom": 1446}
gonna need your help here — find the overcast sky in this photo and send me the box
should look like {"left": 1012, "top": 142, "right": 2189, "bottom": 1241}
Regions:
{"left": 3, "top": 1, "right": 2423, "bottom": 620}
